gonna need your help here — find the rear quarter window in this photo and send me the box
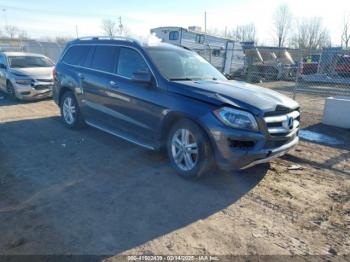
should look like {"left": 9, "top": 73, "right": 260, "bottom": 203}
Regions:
{"left": 62, "top": 45, "right": 91, "bottom": 66}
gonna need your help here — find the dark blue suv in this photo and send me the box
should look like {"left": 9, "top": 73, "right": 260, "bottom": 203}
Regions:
{"left": 53, "top": 37, "right": 300, "bottom": 179}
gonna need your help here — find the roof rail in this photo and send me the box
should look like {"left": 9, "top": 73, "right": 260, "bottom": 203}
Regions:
{"left": 76, "top": 36, "right": 136, "bottom": 42}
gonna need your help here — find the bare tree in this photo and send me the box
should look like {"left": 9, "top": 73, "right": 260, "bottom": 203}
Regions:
{"left": 273, "top": 4, "right": 292, "bottom": 48}
{"left": 18, "top": 30, "right": 29, "bottom": 40}
{"left": 230, "top": 23, "right": 257, "bottom": 42}
{"left": 102, "top": 19, "right": 118, "bottom": 37}
{"left": 4, "top": 25, "right": 19, "bottom": 38}
{"left": 342, "top": 14, "right": 350, "bottom": 49}
{"left": 291, "top": 17, "right": 331, "bottom": 49}
{"left": 101, "top": 18, "right": 129, "bottom": 37}
{"left": 55, "top": 36, "right": 73, "bottom": 45}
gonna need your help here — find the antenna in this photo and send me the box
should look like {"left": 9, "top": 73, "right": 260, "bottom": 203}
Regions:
{"left": 75, "top": 25, "right": 79, "bottom": 38}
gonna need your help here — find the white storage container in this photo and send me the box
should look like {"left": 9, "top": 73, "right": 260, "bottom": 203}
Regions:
{"left": 323, "top": 96, "right": 350, "bottom": 129}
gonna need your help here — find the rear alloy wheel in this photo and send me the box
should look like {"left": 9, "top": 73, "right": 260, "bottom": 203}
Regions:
{"left": 60, "top": 91, "right": 85, "bottom": 129}
{"left": 167, "top": 119, "right": 214, "bottom": 179}
{"left": 63, "top": 96, "right": 76, "bottom": 125}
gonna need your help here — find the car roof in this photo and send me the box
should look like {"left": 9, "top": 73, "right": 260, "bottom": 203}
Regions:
{"left": 67, "top": 36, "right": 189, "bottom": 52}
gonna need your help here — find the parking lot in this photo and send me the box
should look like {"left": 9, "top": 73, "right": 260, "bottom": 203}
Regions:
{"left": 0, "top": 82, "right": 349, "bottom": 257}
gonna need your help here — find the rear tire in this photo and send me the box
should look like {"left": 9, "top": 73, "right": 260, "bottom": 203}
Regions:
{"left": 60, "top": 91, "right": 85, "bottom": 129}
{"left": 167, "top": 119, "right": 214, "bottom": 179}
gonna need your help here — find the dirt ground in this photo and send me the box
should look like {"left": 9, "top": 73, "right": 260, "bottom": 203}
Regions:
{"left": 0, "top": 82, "right": 349, "bottom": 259}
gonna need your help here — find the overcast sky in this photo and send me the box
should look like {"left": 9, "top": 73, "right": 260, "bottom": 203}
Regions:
{"left": 1, "top": 0, "right": 349, "bottom": 46}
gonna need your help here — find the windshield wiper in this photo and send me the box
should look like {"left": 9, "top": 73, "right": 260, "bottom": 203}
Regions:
{"left": 169, "top": 77, "right": 193, "bottom": 81}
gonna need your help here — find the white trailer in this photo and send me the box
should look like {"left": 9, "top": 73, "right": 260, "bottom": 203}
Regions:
{"left": 150, "top": 27, "right": 245, "bottom": 77}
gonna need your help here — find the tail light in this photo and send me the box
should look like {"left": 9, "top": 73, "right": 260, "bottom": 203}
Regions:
{"left": 53, "top": 67, "right": 57, "bottom": 81}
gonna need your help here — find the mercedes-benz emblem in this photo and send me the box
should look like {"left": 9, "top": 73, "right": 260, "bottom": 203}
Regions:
{"left": 283, "top": 116, "right": 294, "bottom": 130}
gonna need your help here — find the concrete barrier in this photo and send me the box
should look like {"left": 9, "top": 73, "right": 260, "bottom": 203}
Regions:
{"left": 323, "top": 96, "right": 350, "bottom": 129}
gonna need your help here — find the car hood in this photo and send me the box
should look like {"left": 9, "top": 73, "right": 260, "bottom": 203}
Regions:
{"left": 10, "top": 67, "right": 54, "bottom": 79}
{"left": 169, "top": 80, "right": 299, "bottom": 115}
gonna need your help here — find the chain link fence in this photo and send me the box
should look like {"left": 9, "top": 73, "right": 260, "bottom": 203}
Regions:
{"left": 0, "top": 38, "right": 66, "bottom": 62}
{"left": 241, "top": 46, "right": 350, "bottom": 97}
{"left": 190, "top": 44, "right": 350, "bottom": 119}
{"left": 293, "top": 48, "right": 350, "bottom": 98}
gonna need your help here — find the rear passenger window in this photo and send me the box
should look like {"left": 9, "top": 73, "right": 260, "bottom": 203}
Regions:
{"left": 90, "top": 46, "right": 117, "bottom": 73}
{"left": 62, "top": 45, "right": 91, "bottom": 65}
{"left": 117, "top": 48, "right": 148, "bottom": 78}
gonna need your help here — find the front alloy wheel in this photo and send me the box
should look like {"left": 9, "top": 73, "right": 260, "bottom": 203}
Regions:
{"left": 167, "top": 119, "right": 214, "bottom": 179}
{"left": 171, "top": 129, "right": 199, "bottom": 171}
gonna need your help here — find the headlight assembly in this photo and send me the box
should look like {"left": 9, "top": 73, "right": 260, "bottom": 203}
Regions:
{"left": 15, "top": 79, "right": 33, "bottom": 85}
{"left": 214, "top": 107, "right": 258, "bottom": 131}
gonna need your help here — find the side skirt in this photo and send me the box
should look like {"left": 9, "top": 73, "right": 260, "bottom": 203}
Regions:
{"left": 85, "top": 120, "right": 156, "bottom": 150}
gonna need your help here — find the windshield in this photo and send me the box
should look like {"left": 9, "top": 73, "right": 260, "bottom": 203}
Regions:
{"left": 146, "top": 47, "right": 226, "bottom": 81}
{"left": 8, "top": 56, "right": 54, "bottom": 68}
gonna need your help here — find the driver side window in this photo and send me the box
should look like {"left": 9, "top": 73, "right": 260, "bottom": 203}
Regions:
{"left": 117, "top": 48, "right": 148, "bottom": 79}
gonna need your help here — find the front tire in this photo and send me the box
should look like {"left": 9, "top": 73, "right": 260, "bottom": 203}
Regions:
{"left": 167, "top": 119, "right": 214, "bottom": 179}
{"left": 60, "top": 91, "right": 85, "bottom": 129}
{"left": 6, "top": 81, "right": 17, "bottom": 100}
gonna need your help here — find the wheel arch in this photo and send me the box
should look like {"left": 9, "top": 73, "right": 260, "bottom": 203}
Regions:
{"left": 159, "top": 111, "right": 216, "bottom": 153}
{"left": 58, "top": 86, "right": 77, "bottom": 106}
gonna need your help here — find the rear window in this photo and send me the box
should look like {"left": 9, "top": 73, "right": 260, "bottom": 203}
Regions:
{"left": 62, "top": 45, "right": 91, "bottom": 65}
{"left": 90, "top": 46, "right": 118, "bottom": 73}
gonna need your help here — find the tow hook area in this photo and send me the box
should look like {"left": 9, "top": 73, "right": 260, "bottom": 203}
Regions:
{"left": 229, "top": 139, "right": 255, "bottom": 150}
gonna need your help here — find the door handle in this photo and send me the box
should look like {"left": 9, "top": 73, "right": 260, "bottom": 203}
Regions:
{"left": 109, "top": 80, "right": 119, "bottom": 88}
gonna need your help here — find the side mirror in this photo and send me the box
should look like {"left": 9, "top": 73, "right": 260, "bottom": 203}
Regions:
{"left": 0, "top": 63, "right": 7, "bottom": 69}
{"left": 131, "top": 70, "right": 152, "bottom": 84}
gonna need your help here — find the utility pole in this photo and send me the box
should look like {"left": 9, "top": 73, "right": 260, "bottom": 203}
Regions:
{"left": 118, "top": 16, "right": 123, "bottom": 36}
{"left": 204, "top": 11, "right": 207, "bottom": 44}
{"left": 75, "top": 25, "right": 79, "bottom": 38}
{"left": 204, "top": 11, "right": 207, "bottom": 35}
{"left": 2, "top": 8, "right": 7, "bottom": 27}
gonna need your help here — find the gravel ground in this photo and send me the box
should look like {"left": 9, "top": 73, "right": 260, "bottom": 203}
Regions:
{"left": 0, "top": 83, "right": 349, "bottom": 260}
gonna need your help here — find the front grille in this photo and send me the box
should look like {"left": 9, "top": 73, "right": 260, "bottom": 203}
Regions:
{"left": 34, "top": 85, "right": 52, "bottom": 90}
{"left": 263, "top": 134, "right": 296, "bottom": 149}
{"left": 36, "top": 79, "right": 52, "bottom": 83}
{"left": 264, "top": 110, "right": 300, "bottom": 136}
